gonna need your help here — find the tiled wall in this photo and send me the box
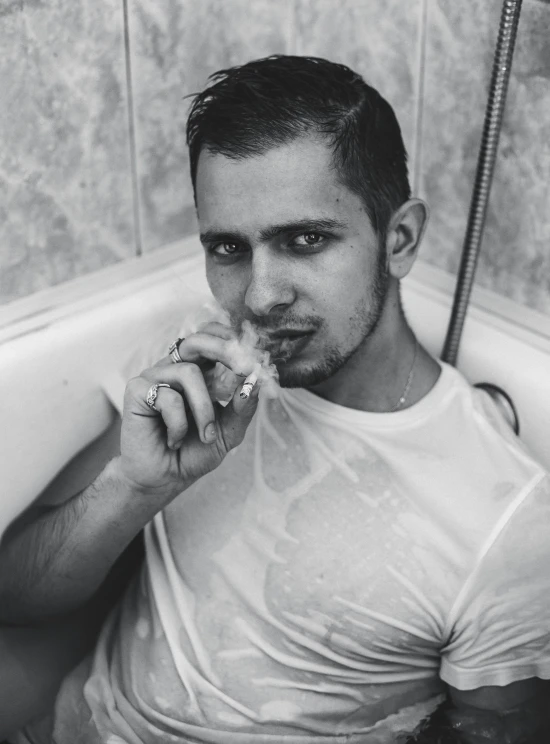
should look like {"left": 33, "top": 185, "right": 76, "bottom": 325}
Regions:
{"left": 2, "top": 0, "right": 549, "bottom": 317}
{"left": 127, "top": 0, "right": 292, "bottom": 252}
{"left": 0, "top": 0, "right": 135, "bottom": 303}
{"left": 420, "top": 0, "right": 550, "bottom": 313}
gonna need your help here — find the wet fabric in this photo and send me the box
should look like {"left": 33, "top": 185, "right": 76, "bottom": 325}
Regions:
{"left": 19, "top": 363, "right": 550, "bottom": 743}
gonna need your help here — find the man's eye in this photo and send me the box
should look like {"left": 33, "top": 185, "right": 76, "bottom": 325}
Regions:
{"left": 211, "top": 242, "right": 242, "bottom": 256}
{"left": 291, "top": 233, "right": 325, "bottom": 248}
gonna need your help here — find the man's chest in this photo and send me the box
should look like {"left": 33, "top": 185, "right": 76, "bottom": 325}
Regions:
{"left": 165, "top": 445, "right": 453, "bottom": 681}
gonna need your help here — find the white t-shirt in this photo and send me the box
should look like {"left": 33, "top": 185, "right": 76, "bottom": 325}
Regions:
{"left": 35, "top": 363, "right": 550, "bottom": 743}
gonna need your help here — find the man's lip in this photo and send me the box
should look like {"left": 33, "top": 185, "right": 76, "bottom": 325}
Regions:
{"left": 266, "top": 330, "right": 313, "bottom": 362}
{"left": 265, "top": 329, "right": 314, "bottom": 339}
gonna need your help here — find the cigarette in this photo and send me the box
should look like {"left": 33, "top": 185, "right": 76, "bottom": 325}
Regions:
{"left": 239, "top": 368, "right": 259, "bottom": 399}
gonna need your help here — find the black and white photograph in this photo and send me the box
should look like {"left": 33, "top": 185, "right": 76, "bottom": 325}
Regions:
{"left": 1, "top": 1, "right": 549, "bottom": 742}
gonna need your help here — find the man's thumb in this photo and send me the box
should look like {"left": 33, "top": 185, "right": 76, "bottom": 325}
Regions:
{"left": 219, "top": 383, "right": 260, "bottom": 451}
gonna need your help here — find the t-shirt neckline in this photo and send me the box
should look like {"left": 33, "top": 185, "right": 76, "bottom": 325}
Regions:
{"left": 282, "top": 361, "right": 456, "bottom": 429}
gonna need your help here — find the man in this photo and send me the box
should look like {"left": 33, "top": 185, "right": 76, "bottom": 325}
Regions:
{"left": 2, "top": 56, "right": 550, "bottom": 743}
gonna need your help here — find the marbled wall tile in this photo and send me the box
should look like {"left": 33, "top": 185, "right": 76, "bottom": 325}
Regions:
{"left": 128, "top": 0, "right": 293, "bottom": 253}
{"left": 0, "top": 0, "right": 135, "bottom": 305}
{"left": 294, "top": 0, "right": 423, "bottom": 179}
{"left": 420, "top": 0, "right": 550, "bottom": 315}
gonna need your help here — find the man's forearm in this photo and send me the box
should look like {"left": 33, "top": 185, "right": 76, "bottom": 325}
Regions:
{"left": 0, "top": 457, "right": 174, "bottom": 624}
{"left": 0, "top": 533, "right": 143, "bottom": 738}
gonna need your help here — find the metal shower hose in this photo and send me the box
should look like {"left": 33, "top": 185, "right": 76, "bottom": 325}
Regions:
{"left": 441, "top": 0, "right": 523, "bottom": 366}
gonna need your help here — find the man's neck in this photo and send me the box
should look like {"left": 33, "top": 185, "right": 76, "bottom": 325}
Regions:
{"left": 307, "top": 323, "right": 441, "bottom": 414}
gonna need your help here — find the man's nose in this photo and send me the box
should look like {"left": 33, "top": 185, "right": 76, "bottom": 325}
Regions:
{"left": 244, "top": 249, "right": 295, "bottom": 317}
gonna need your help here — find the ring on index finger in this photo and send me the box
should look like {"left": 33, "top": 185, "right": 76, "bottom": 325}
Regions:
{"left": 146, "top": 382, "right": 171, "bottom": 412}
{"left": 169, "top": 337, "right": 185, "bottom": 364}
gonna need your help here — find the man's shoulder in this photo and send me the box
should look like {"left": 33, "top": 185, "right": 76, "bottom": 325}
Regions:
{"left": 442, "top": 362, "right": 545, "bottom": 468}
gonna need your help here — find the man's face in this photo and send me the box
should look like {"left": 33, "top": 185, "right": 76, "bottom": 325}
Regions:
{"left": 196, "top": 136, "right": 390, "bottom": 388}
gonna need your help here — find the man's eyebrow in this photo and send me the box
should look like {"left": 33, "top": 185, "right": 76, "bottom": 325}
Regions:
{"left": 200, "top": 229, "right": 248, "bottom": 246}
{"left": 259, "top": 218, "right": 347, "bottom": 242}
{"left": 200, "top": 218, "right": 347, "bottom": 246}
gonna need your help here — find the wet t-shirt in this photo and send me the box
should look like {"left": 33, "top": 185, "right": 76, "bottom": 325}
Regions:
{"left": 41, "top": 363, "right": 550, "bottom": 743}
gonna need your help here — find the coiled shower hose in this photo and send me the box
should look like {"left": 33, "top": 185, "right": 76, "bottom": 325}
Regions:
{"left": 441, "top": 0, "right": 523, "bottom": 366}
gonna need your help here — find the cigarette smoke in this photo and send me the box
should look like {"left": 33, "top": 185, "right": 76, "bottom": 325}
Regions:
{"left": 186, "top": 300, "right": 280, "bottom": 403}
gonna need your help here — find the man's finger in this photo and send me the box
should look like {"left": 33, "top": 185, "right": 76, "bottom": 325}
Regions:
{"left": 217, "top": 379, "right": 261, "bottom": 453}
{"left": 124, "top": 378, "right": 189, "bottom": 449}
{"left": 153, "top": 324, "right": 238, "bottom": 370}
{"left": 196, "top": 322, "right": 237, "bottom": 340}
{"left": 151, "top": 387, "right": 189, "bottom": 450}
{"left": 164, "top": 333, "right": 260, "bottom": 376}
{"left": 141, "top": 365, "right": 217, "bottom": 445}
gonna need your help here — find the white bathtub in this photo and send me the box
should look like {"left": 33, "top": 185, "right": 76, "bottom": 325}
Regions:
{"left": 1, "top": 233, "right": 549, "bottom": 537}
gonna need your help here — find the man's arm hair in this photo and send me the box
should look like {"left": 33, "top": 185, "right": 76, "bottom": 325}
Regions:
{"left": 0, "top": 457, "right": 159, "bottom": 624}
{"left": 0, "top": 531, "right": 144, "bottom": 738}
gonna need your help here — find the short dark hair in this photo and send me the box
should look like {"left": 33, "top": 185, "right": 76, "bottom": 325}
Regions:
{"left": 186, "top": 55, "right": 410, "bottom": 237}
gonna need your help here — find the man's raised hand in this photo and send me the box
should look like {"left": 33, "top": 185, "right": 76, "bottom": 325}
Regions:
{"left": 117, "top": 324, "right": 262, "bottom": 501}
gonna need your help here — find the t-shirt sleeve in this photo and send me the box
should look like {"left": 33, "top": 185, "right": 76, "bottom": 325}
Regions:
{"left": 440, "top": 473, "right": 550, "bottom": 690}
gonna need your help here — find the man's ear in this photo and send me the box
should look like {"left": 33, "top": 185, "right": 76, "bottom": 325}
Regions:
{"left": 384, "top": 198, "right": 429, "bottom": 279}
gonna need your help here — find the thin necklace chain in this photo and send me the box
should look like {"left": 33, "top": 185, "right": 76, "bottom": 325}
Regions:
{"left": 389, "top": 337, "right": 419, "bottom": 412}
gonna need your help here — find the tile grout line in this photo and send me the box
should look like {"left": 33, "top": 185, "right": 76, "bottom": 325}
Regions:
{"left": 412, "top": 0, "right": 429, "bottom": 196}
{"left": 122, "top": 0, "right": 143, "bottom": 256}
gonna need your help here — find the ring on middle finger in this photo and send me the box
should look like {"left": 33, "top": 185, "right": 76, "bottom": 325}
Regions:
{"left": 169, "top": 337, "right": 185, "bottom": 364}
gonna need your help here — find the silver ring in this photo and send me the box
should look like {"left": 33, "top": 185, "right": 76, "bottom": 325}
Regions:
{"left": 146, "top": 383, "right": 171, "bottom": 412}
{"left": 169, "top": 337, "right": 185, "bottom": 364}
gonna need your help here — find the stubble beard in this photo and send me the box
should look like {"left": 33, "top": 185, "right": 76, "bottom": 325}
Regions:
{"left": 277, "top": 250, "right": 390, "bottom": 389}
